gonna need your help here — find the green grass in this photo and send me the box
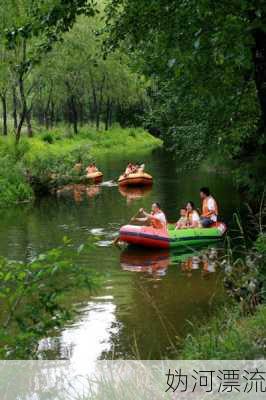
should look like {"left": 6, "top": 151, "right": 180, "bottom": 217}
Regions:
{"left": 0, "top": 125, "right": 161, "bottom": 207}
{"left": 181, "top": 304, "right": 266, "bottom": 359}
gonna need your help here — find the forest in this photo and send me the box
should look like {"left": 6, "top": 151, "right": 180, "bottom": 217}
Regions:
{"left": 0, "top": 1, "right": 147, "bottom": 140}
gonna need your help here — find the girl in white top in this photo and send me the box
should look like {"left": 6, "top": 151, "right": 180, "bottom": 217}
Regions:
{"left": 186, "top": 201, "right": 201, "bottom": 228}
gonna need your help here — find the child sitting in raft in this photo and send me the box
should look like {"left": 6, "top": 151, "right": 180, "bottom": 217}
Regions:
{"left": 175, "top": 208, "right": 188, "bottom": 229}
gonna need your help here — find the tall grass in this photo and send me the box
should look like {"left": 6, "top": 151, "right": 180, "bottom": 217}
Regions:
{"left": 180, "top": 207, "right": 266, "bottom": 360}
{"left": 181, "top": 304, "right": 266, "bottom": 359}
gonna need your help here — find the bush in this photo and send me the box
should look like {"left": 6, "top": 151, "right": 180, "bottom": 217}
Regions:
{"left": 41, "top": 132, "right": 54, "bottom": 144}
{"left": 0, "top": 137, "right": 30, "bottom": 162}
{"left": 255, "top": 233, "right": 266, "bottom": 255}
{"left": 181, "top": 305, "right": 266, "bottom": 359}
{"left": 0, "top": 156, "right": 33, "bottom": 206}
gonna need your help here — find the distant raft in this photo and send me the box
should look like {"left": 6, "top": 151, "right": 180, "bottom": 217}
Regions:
{"left": 119, "top": 222, "right": 227, "bottom": 249}
{"left": 118, "top": 172, "right": 153, "bottom": 187}
{"left": 85, "top": 171, "right": 103, "bottom": 183}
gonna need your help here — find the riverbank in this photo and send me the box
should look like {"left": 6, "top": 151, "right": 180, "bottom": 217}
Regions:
{"left": 0, "top": 126, "right": 161, "bottom": 207}
{"left": 180, "top": 231, "right": 266, "bottom": 359}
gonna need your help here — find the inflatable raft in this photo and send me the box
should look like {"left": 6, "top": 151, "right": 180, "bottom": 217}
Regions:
{"left": 119, "top": 222, "right": 227, "bottom": 249}
{"left": 85, "top": 171, "right": 103, "bottom": 183}
{"left": 118, "top": 172, "right": 153, "bottom": 187}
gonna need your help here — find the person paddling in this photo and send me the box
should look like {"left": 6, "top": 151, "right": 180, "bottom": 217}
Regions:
{"left": 133, "top": 202, "right": 167, "bottom": 230}
{"left": 199, "top": 187, "right": 219, "bottom": 227}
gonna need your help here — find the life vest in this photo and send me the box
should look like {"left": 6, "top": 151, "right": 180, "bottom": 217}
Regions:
{"left": 202, "top": 196, "right": 218, "bottom": 217}
{"left": 186, "top": 210, "right": 200, "bottom": 224}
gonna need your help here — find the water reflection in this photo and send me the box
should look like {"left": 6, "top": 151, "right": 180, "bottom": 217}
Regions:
{"left": 121, "top": 246, "right": 220, "bottom": 279}
{"left": 118, "top": 185, "right": 152, "bottom": 204}
{"left": 56, "top": 184, "right": 101, "bottom": 202}
{"left": 120, "top": 248, "right": 170, "bottom": 277}
{"left": 38, "top": 298, "right": 117, "bottom": 374}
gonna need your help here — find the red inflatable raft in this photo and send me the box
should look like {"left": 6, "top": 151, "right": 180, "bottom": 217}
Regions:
{"left": 119, "top": 222, "right": 227, "bottom": 249}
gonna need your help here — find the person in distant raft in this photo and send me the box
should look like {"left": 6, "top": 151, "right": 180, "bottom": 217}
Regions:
{"left": 199, "top": 187, "right": 219, "bottom": 227}
{"left": 133, "top": 203, "right": 167, "bottom": 230}
{"left": 86, "top": 163, "right": 98, "bottom": 175}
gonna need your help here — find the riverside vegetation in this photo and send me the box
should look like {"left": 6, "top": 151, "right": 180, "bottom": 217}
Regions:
{"left": 181, "top": 229, "right": 266, "bottom": 359}
{"left": 0, "top": 237, "right": 101, "bottom": 359}
{"left": 0, "top": 126, "right": 161, "bottom": 207}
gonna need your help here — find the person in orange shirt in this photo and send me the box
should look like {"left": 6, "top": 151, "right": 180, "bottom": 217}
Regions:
{"left": 134, "top": 203, "right": 167, "bottom": 230}
{"left": 199, "top": 187, "right": 219, "bottom": 228}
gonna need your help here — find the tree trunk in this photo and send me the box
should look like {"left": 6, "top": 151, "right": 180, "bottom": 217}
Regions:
{"left": 96, "top": 107, "right": 101, "bottom": 130}
{"left": 44, "top": 86, "right": 53, "bottom": 129}
{"left": 105, "top": 98, "right": 112, "bottom": 131}
{"left": 67, "top": 94, "right": 78, "bottom": 134}
{"left": 50, "top": 101, "right": 55, "bottom": 127}
{"left": 109, "top": 102, "right": 113, "bottom": 128}
{"left": 96, "top": 76, "right": 106, "bottom": 131}
{"left": 16, "top": 74, "right": 27, "bottom": 144}
{"left": 12, "top": 86, "right": 18, "bottom": 131}
{"left": 252, "top": 28, "right": 266, "bottom": 131}
{"left": 1, "top": 93, "right": 8, "bottom": 136}
{"left": 92, "top": 87, "right": 98, "bottom": 128}
{"left": 26, "top": 109, "right": 33, "bottom": 137}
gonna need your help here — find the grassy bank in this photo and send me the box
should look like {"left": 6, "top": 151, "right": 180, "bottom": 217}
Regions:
{"left": 181, "top": 305, "right": 266, "bottom": 359}
{"left": 0, "top": 126, "right": 161, "bottom": 207}
{"left": 181, "top": 232, "right": 266, "bottom": 359}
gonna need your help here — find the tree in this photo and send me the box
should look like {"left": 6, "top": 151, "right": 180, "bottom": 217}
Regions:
{"left": 1, "top": 0, "right": 96, "bottom": 142}
{"left": 105, "top": 0, "right": 266, "bottom": 163}
{"left": 0, "top": 56, "right": 9, "bottom": 136}
{"left": 32, "top": 14, "right": 147, "bottom": 133}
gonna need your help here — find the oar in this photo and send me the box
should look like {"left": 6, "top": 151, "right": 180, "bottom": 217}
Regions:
{"left": 112, "top": 210, "right": 141, "bottom": 246}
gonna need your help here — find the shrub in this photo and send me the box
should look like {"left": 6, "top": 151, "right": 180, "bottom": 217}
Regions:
{"left": 0, "top": 156, "right": 33, "bottom": 206}
{"left": 41, "top": 132, "right": 54, "bottom": 144}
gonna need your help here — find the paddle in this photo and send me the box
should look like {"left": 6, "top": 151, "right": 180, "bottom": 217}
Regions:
{"left": 112, "top": 209, "right": 141, "bottom": 246}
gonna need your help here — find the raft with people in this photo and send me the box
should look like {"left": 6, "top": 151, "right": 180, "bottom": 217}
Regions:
{"left": 119, "top": 222, "right": 227, "bottom": 249}
{"left": 117, "top": 188, "right": 227, "bottom": 249}
{"left": 118, "top": 171, "right": 153, "bottom": 187}
{"left": 118, "top": 162, "right": 153, "bottom": 186}
{"left": 85, "top": 163, "right": 103, "bottom": 183}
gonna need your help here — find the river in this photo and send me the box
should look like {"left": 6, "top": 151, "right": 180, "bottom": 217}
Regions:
{"left": 0, "top": 148, "right": 241, "bottom": 367}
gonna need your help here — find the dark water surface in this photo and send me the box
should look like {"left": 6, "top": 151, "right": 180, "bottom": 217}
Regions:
{"left": 0, "top": 148, "right": 241, "bottom": 364}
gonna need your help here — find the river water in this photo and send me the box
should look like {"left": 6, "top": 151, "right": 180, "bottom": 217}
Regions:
{"left": 0, "top": 148, "right": 241, "bottom": 366}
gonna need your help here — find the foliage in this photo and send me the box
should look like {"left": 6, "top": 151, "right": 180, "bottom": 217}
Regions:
{"left": 0, "top": 127, "right": 161, "bottom": 206}
{"left": 0, "top": 240, "right": 99, "bottom": 359}
{"left": 31, "top": 13, "right": 148, "bottom": 133}
{"left": 0, "top": 2, "right": 147, "bottom": 140}
{"left": 181, "top": 304, "right": 266, "bottom": 359}
{"left": 0, "top": 153, "right": 33, "bottom": 206}
{"left": 0, "top": 0, "right": 97, "bottom": 141}
{"left": 105, "top": 0, "right": 266, "bottom": 193}
{"left": 255, "top": 233, "right": 266, "bottom": 255}
{"left": 181, "top": 216, "right": 266, "bottom": 359}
